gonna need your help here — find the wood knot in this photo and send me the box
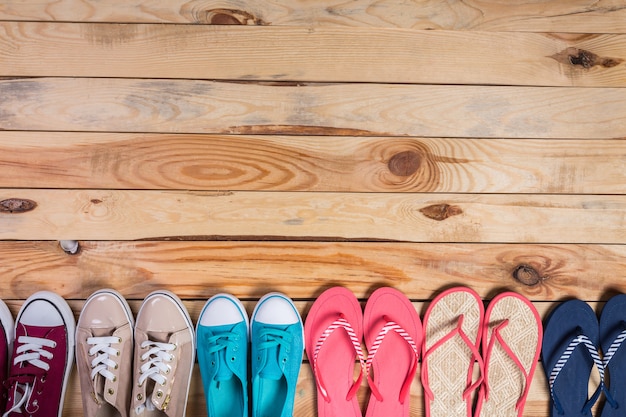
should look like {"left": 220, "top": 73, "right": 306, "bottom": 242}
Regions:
{"left": 0, "top": 198, "right": 37, "bottom": 213}
{"left": 419, "top": 204, "right": 462, "bottom": 221}
{"left": 388, "top": 151, "right": 421, "bottom": 177}
{"left": 205, "top": 9, "right": 267, "bottom": 25}
{"left": 512, "top": 264, "right": 542, "bottom": 286}
{"left": 551, "top": 47, "right": 623, "bottom": 69}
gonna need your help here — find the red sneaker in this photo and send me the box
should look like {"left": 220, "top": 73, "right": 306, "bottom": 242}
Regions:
{"left": 3, "top": 291, "right": 75, "bottom": 417}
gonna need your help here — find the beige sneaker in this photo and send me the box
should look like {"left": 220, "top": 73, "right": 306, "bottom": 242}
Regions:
{"left": 131, "top": 291, "right": 195, "bottom": 417}
{"left": 76, "top": 289, "right": 134, "bottom": 417}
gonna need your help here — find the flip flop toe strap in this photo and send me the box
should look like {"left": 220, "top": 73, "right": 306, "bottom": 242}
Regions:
{"left": 366, "top": 316, "right": 419, "bottom": 404}
{"left": 313, "top": 315, "right": 366, "bottom": 403}
{"left": 602, "top": 326, "right": 626, "bottom": 410}
{"left": 483, "top": 319, "right": 534, "bottom": 410}
{"left": 549, "top": 333, "right": 605, "bottom": 415}
{"left": 421, "top": 314, "right": 484, "bottom": 402}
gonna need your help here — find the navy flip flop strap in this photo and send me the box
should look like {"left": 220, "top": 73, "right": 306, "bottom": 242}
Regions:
{"left": 602, "top": 327, "right": 626, "bottom": 410}
{"left": 549, "top": 333, "right": 605, "bottom": 415}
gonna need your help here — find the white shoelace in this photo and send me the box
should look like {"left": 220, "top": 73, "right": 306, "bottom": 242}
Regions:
{"left": 88, "top": 336, "right": 120, "bottom": 382}
{"left": 135, "top": 340, "right": 175, "bottom": 415}
{"left": 3, "top": 336, "right": 57, "bottom": 417}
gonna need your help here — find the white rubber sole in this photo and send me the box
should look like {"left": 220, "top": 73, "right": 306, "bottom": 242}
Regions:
{"left": 251, "top": 292, "right": 305, "bottom": 348}
{"left": 196, "top": 293, "right": 250, "bottom": 343}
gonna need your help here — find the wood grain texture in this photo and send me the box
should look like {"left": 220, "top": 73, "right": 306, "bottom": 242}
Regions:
{"left": 2, "top": 78, "right": 626, "bottom": 139}
{"left": 2, "top": 23, "right": 626, "bottom": 85}
{"left": 1, "top": 132, "right": 625, "bottom": 194}
{"left": 1, "top": 0, "right": 625, "bottom": 33}
{"left": 1, "top": 241, "right": 625, "bottom": 301}
{"left": 2, "top": 190, "right": 626, "bottom": 243}
{"left": 1, "top": 0, "right": 623, "bottom": 415}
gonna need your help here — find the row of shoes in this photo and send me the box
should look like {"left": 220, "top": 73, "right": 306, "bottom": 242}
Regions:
{"left": 306, "top": 286, "right": 543, "bottom": 417}
{"left": 0, "top": 289, "right": 304, "bottom": 417}
{"left": 0, "top": 286, "right": 553, "bottom": 417}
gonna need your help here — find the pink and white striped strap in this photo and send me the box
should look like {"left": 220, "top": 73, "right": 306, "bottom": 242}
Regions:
{"left": 366, "top": 317, "right": 420, "bottom": 403}
{"left": 313, "top": 315, "right": 366, "bottom": 402}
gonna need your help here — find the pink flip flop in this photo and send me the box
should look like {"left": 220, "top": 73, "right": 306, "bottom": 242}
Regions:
{"left": 305, "top": 287, "right": 366, "bottom": 417}
{"left": 363, "top": 287, "right": 422, "bottom": 417}
{"left": 474, "top": 292, "right": 542, "bottom": 417}
{"left": 421, "top": 287, "right": 484, "bottom": 417}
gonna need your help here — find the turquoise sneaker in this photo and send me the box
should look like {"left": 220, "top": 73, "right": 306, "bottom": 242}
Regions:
{"left": 197, "top": 294, "right": 249, "bottom": 417}
{"left": 250, "top": 293, "right": 304, "bottom": 417}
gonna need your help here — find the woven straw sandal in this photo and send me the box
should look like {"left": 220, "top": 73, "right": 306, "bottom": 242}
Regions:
{"left": 421, "top": 287, "right": 484, "bottom": 417}
{"left": 474, "top": 292, "right": 542, "bottom": 417}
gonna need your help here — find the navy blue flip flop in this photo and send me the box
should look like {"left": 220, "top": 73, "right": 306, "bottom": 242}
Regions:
{"left": 542, "top": 299, "right": 603, "bottom": 416}
{"left": 599, "top": 294, "right": 626, "bottom": 417}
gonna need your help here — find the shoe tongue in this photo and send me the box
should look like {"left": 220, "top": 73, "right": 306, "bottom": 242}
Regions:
{"left": 147, "top": 331, "right": 172, "bottom": 343}
{"left": 215, "top": 349, "right": 234, "bottom": 381}
{"left": 259, "top": 333, "right": 284, "bottom": 381}
{"left": 260, "top": 351, "right": 283, "bottom": 380}
{"left": 93, "top": 374, "right": 106, "bottom": 402}
{"left": 212, "top": 324, "right": 237, "bottom": 382}
{"left": 91, "top": 327, "right": 115, "bottom": 337}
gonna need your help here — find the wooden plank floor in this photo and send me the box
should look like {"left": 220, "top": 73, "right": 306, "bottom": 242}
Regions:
{"left": 1, "top": 1, "right": 625, "bottom": 416}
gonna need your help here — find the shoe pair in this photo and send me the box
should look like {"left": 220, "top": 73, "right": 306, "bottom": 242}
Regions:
{"left": 0, "top": 291, "right": 75, "bottom": 417}
{"left": 543, "top": 295, "right": 626, "bottom": 417}
{"left": 422, "top": 287, "right": 542, "bottom": 417}
{"left": 305, "top": 286, "right": 422, "bottom": 417}
{"left": 196, "top": 293, "right": 304, "bottom": 417}
{"left": 76, "top": 289, "right": 195, "bottom": 417}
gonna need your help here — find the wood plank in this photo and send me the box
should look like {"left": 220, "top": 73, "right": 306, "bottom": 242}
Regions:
{"left": 3, "top": 190, "right": 626, "bottom": 243}
{"left": 4, "top": 189, "right": 626, "bottom": 243}
{"left": 2, "top": 132, "right": 625, "bottom": 194}
{"left": 1, "top": 241, "right": 625, "bottom": 301}
{"left": 2, "top": 78, "right": 625, "bottom": 139}
{"left": 2, "top": 23, "right": 626, "bottom": 85}
{"left": 1, "top": 0, "right": 625, "bottom": 33}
